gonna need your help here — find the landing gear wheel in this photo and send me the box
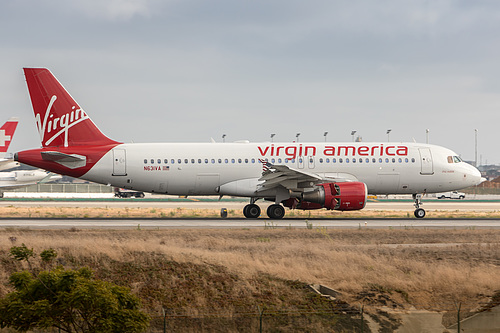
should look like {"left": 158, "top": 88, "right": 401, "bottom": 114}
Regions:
{"left": 267, "top": 204, "right": 285, "bottom": 219}
{"left": 414, "top": 208, "right": 426, "bottom": 219}
{"left": 243, "top": 204, "right": 261, "bottom": 218}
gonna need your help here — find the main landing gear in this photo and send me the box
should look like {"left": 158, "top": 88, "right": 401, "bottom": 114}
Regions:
{"left": 413, "top": 193, "right": 426, "bottom": 218}
{"left": 243, "top": 200, "right": 285, "bottom": 219}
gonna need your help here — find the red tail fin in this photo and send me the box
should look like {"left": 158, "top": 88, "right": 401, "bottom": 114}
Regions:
{"left": 0, "top": 117, "right": 18, "bottom": 154}
{"left": 23, "top": 68, "right": 118, "bottom": 147}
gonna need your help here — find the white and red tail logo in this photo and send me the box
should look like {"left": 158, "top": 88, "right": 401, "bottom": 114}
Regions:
{"left": 0, "top": 117, "right": 18, "bottom": 154}
{"left": 24, "top": 68, "right": 117, "bottom": 148}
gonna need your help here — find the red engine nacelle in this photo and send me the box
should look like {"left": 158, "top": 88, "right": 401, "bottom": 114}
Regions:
{"left": 283, "top": 182, "right": 367, "bottom": 211}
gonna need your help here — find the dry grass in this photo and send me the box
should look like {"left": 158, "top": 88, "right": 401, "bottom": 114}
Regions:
{"left": 0, "top": 205, "right": 499, "bottom": 218}
{"left": 1, "top": 227, "right": 499, "bottom": 315}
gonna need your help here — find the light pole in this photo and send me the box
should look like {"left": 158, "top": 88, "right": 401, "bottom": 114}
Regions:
{"left": 222, "top": 134, "right": 226, "bottom": 143}
{"left": 323, "top": 131, "right": 328, "bottom": 142}
{"left": 386, "top": 129, "right": 392, "bottom": 142}
{"left": 295, "top": 133, "right": 300, "bottom": 142}
{"left": 426, "top": 129, "right": 429, "bottom": 144}
{"left": 270, "top": 133, "right": 275, "bottom": 142}
{"left": 351, "top": 130, "right": 357, "bottom": 142}
{"left": 475, "top": 129, "right": 478, "bottom": 167}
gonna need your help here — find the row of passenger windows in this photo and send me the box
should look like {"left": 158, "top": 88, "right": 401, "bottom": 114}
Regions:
{"left": 144, "top": 157, "right": 417, "bottom": 165}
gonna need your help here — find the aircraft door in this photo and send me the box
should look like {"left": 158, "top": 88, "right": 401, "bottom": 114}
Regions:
{"left": 419, "top": 148, "right": 434, "bottom": 175}
{"left": 112, "top": 149, "right": 127, "bottom": 176}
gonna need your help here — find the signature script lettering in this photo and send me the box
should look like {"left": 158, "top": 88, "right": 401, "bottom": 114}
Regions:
{"left": 35, "top": 95, "right": 90, "bottom": 147}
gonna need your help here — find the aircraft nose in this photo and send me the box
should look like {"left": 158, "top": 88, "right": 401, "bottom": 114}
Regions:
{"left": 468, "top": 164, "right": 482, "bottom": 186}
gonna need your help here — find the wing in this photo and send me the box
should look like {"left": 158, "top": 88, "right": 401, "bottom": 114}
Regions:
{"left": 257, "top": 163, "right": 322, "bottom": 192}
{"left": 257, "top": 161, "right": 358, "bottom": 193}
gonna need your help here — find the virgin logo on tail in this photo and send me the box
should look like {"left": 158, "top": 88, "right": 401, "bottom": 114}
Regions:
{"left": 35, "top": 95, "right": 90, "bottom": 147}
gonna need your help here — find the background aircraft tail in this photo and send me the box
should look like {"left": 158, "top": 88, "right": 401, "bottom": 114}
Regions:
{"left": 0, "top": 117, "right": 18, "bottom": 158}
{"left": 23, "top": 68, "right": 118, "bottom": 148}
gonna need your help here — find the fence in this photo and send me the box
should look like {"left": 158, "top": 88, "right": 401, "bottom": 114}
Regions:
{"left": 4, "top": 183, "right": 113, "bottom": 193}
{"left": 142, "top": 302, "right": 500, "bottom": 333}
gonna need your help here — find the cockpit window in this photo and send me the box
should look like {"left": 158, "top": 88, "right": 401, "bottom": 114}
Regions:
{"left": 448, "top": 156, "right": 463, "bottom": 163}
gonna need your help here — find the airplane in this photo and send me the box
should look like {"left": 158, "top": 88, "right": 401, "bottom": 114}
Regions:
{"left": 0, "top": 117, "right": 20, "bottom": 171}
{"left": 15, "top": 68, "right": 482, "bottom": 219}
{"left": 0, "top": 170, "right": 62, "bottom": 197}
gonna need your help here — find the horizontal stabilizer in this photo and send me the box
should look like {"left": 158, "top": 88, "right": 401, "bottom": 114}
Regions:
{"left": 41, "top": 151, "right": 87, "bottom": 169}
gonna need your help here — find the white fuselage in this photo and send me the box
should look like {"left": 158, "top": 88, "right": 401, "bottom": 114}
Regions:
{"left": 81, "top": 141, "right": 481, "bottom": 197}
{"left": 0, "top": 170, "right": 53, "bottom": 190}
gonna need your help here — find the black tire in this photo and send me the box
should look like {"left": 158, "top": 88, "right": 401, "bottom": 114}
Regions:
{"left": 267, "top": 204, "right": 285, "bottom": 219}
{"left": 414, "top": 208, "right": 426, "bottom": 219}
{"left": 243, "top": 204, "right": 260, "bottom": 218}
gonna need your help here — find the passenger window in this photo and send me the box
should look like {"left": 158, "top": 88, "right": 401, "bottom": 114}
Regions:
{"left": 151, "top": 159, "right": 154, "bottom": 164}
{"left": 411, "top": 158, "right": 415, "bottom": 163}
{"left": 164, "top": 159, "right": 168, "bottom": 164}
{"left": 238, "top": 159, "right": 242, "bottom": 163}
{"left": 346, "top": 158, "right": 350, "bottom": 163}
{"left": 333, "top": 158, "right": 336, "bottom": 163}
{"left": 372, "top": 158, "right": 376, "bottom": 163}
{"left": 144, "top": 159, "right": 147, "bottom": 164}
{"left": 218, "top": 159, "right": 222, "bottom": 163}
{"left": 191, "top": 159, "right": 195, "bottom": 164}
{"left": 398, "top": 158, "right": 402, "bottom": 163}
{"left": 158, "top": 159, "right": 161, "bottom": 164}
{"left": 212, "top": 159, "right": 215, "bottom": 164}
{"left": 379, "top": 158, "right": 383, "bottom": 163}
{"left": 251, "top": 158, "right": 255, "bottom": 163}
{"left": 392, "top": 158, "right": 396, "bottom": 163}
{"left": 205, "top": 159, "right": 209, "bottom": 164}
{"left": 225, "top": 159, "right": 229, "bottom": 163}
{"left": 231, "top": 159, "right": 235, "bottom": 163}
{"left": 339, "top": 158, "right": 342, "bottom": 163}
{"left": 326, "top": 158, "right": 330, "bottom": 163}
{"left": 171, "top": 159, "right": 175, "bottom": 164}
{"left": 184, "top": 159, "right": 188, "bottom": 164}
{"left": 178, "top": 159, "right": 181, "bottom": 164}
{"left": 385, "top": 158, "right": 389, "bottom": 163}
{"left": 278, "top": 158, "right": 282, "bottom": 163}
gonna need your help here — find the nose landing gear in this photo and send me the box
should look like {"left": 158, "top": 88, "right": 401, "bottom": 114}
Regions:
{"left": 413, "top": 193, "right": 426, "bottom": 218}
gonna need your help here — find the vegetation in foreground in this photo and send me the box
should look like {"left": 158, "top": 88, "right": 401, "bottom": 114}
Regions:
{"left": 0, "top": 228, "right": 499, "bottom": 331}
{"left": 0, "top": 205, "right": 498, "bottom": 219}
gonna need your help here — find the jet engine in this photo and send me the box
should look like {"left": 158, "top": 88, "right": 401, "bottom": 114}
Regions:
{"left": 283, "top": 182, "right": 367, "bottom": 211}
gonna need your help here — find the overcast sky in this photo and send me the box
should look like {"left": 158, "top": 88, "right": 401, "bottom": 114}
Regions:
{"left": 1, "top": 0, "right": 499, "bottom": 164}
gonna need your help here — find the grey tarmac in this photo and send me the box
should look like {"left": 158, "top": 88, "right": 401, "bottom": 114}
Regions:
{"left": 1, "top": 218, "right": 499, "bottom": 229}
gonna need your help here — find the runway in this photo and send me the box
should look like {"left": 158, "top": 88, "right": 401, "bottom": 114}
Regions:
{"left": 0, "top": 197, "right": 499, "bottom": 229}
{"left": 1, "top": 217, "right": 500, "bottom": 229}
{"left": 0, "top": 199, "right": 498, "bottom": 211}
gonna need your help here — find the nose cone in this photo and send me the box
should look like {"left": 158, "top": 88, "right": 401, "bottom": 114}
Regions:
{"left": 467, "top": 164, "right": 482, "bottom": 186}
